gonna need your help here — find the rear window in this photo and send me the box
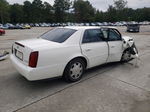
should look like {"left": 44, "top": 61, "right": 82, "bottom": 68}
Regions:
{"left": 40, "top": 28, "right": 77, "bottom": 43}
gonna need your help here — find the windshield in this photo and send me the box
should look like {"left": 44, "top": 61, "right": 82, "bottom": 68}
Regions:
{"left": 40, "top": 28, "right": 77, "bottom": 43}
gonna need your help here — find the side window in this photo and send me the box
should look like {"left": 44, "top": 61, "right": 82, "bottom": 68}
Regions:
{"left": 82, "top": 29, "right": 104, "bottom": 43}
{"left": 108, "top": 29, "right": 121, "bottom": 41}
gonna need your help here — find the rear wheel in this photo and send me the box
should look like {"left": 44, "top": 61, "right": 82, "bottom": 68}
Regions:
{"left": 63, "top": 58, "right": 85, "bottom": 82}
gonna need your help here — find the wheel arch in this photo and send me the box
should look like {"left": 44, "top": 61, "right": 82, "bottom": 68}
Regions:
{"left": 62, "top": 56, "right": 88, "bottom": 76}
{"left": 67, "top": 56, "right": 88, "bottom": 69}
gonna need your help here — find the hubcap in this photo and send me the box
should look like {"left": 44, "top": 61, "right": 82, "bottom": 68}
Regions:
{"left": 70, "top": 62, "right": 83, "bottom": 79}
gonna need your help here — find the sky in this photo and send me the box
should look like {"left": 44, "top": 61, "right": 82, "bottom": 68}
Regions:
{"left": 7, "top": 0, "right": 150, "bottom": 11}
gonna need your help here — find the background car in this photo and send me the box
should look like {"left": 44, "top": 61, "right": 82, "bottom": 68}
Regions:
{"left": 7, "top": 23, "right": 16, "bottom": 29}
{"left": 15, "top": 24, "right": 25, "bottom": 29}
{"left": 127, "top": 24, "right": 140, "bottom": 32}
{"left": 23, "top": 24, "right": 31, "bottom": 29}
{"left": 0, "top": 29, "right": 5, "bottom": 35}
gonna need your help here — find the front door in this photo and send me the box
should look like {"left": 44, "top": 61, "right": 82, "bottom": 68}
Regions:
{"left": 81, "top": 29, "right": 108, "bottom": 68}
{"left": 101, "top": 28, "right": 124, "bottom": 62}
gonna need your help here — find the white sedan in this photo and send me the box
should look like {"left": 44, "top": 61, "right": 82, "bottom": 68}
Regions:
{"left": 10, "top": 26, "right": 138, "bottom": 82}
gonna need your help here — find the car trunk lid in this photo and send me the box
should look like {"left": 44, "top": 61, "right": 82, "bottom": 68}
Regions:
{"left": 13, "top": 38, "right": 60, "bottom": 66}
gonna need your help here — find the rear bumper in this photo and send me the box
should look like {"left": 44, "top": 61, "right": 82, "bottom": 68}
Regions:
{"left": 10, "top": 54, "right": 65, "bottom": 81}
{"left": 10, "top": 54, "right": 34, "bottom": 80}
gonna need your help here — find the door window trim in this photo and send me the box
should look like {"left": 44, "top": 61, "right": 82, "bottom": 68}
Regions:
{"left": 108, "top": 28, "right": 122, "bottom": 41}
{"left": 101, "top": 28, "right": 122, "bottom": 42}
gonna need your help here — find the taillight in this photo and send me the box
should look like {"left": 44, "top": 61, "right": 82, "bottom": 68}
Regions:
{"left": 29, "top": 51, "right": 38, "bottom": 68}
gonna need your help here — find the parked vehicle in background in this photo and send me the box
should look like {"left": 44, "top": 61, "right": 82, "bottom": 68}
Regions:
{"left": 139, "top": 21, "right": 150, "bottom": 25}
{"left": 35, "top": 23, "right": 40, "bottom": 27}
{"left": 15, "top": 24, "right": 25, "bottom": 29}
{"left": 23, "top": 24, "right": 31, "bottom": 29}
{"left": 127, "top": 24, "right": 140, "bottom": 32}
{"left": 0, "top": 24, "right": 4, "bottom": 29}
{"left": 3, "top": 23, "right": 21, "bottom": 29}
{"left": 2, "top": 24, "right": 9, "bottom": 29}
{"left": 29, "top": 23, "right": 34, "bottom": 27}
{"left": 10, "top": 26, "right": 138, "bottom": 82}
{"left": 0, "top": 29, "right": 5, "bottom": 35}
{"left": 7, "top": 23, "right": 16, "bottom": 29}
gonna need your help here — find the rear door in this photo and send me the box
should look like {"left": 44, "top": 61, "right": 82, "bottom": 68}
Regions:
{"left": 81, "top": 29, "right": 108, "bottom": 68}
{"left": 101, "top": 28, "right": 123, "bottom": 62}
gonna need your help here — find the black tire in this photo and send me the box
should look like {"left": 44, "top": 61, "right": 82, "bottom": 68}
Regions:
{"left": 121, "top": 44, "right": 138, "bottom": 62}
{"left": 63, "top": 58, "right": 85, "bottom": 82}
{"left": 121, "top": 49, "right": 132, "bottom": 62}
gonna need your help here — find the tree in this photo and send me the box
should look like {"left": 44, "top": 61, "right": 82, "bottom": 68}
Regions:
{"left": 43, "top": 2, "right": 54, "bottom": 22}
{"left": 10, "top": 4, "right": 24, "bottom": 23}
{"left": 106, "top": 5, "right": 117, "bottom": 22}
{"left": 73, "top": 0, "right": 95, "bottom": 22}
{"left": 32, "top": 0, "right": 44, "bottom": 23}
{"left": 23, "top": 1, "right": 32, "bottom": 23}
{"left": 95, "top": 10, "right": 105, "bottom": 22}
{"left": 0, "top": 0, "right": 150, "bottom": 24}
{"left": 111, "top": 0, "right": 128, "bottom": 22}
{"left": 23, "top": 0, "right": 54, "bottom": 23}
{"left": 114, "top": 0, "right": 127, "bottom": 10}
{"left": 53, "top": 0, "right": 71, "bottom": 22}
{"left": 0, "top": 0, "right": 9, "bottom": 23}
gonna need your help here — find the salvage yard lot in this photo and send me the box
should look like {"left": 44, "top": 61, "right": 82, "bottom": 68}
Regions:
{"left": 0, "top": 26, "right": 150, "bottom": 112}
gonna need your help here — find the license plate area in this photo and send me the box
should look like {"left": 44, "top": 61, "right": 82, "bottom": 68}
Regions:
{"left": 15, "top": 49, "right": 23, "bottom": 60}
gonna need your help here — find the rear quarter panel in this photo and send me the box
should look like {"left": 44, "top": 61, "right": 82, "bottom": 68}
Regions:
{"left": 36, "top": 45, "right": 83, "bottom": 77}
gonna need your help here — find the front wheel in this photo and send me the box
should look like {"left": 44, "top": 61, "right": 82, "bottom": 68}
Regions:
{"left": 121, "top": 49, "right": 132, "bottom": 62}
{"left": 63, "top": 58, "right": 85, "bottom": 82}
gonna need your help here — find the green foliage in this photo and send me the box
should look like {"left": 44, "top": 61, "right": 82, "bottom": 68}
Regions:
{"left": 43, "top": 2, "right": 54, "bottom": 22}
{"left": 53, "top": 0, "right": 71, "bottom": 22}
{"left": 0, "top": 0, "right": 10, "bottom": 23}
{"left": 23, "top": 1, "right": 32, "bottom": 23}
{"left": 32, "top": 0, "right": 44, "bottom": 23}
{"left": 0, "top": 0, "right": 150, "bottom": 23}
{"left": 22, "top": 0, "right": 54, "bottom": 23}
{"left": 95, "top": 11, "right": 105, "bottom": 22}
{"left": 106, "top": 5, "right": 117, "bottom": 22}
{"left": 10, "top": 4, "right": 24, "bottom": 23}
{"left": 73, "top": 0, "right": 95, "bottom": 22}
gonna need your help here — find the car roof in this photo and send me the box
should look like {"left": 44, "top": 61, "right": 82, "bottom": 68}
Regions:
{"left": 59, "top": 26, "right": 117, "bottom": 30}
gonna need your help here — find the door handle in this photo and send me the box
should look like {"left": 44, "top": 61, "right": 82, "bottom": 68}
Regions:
{"left": 85, "top": 49, "right": 92, "bottom": 52}
{"left": 111, "top": 46, "right": 115, "bottom": 48}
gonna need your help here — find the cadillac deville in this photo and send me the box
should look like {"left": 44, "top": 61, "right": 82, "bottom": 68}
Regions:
{"left": 10, "top": 26, "right": 138, "bottom": 82}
